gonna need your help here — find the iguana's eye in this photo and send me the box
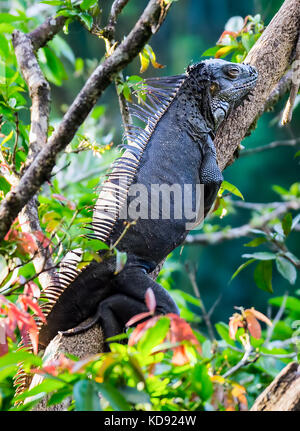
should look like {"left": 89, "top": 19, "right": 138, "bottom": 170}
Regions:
{"left": 226, "top": 67, "right": 240, "bottom": 79}
{"left": 210, "top": 82, "right": 219, "bottom": 95}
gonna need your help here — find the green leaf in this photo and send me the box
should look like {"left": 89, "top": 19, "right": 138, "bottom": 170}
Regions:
{"left": 39, "top": 47, "right": 68, "bottom": 86}
{"left": 254, "top": 260, "right": 273, "bottom": 293}
{"left": 73, "top": 380, "right": 101, "bottom": 411}
{"left": 41, "top": 0, "right": 65, "bottom": 5}
{"left": 122, "top": 83, "right": 132, "bottom": 102}
{"left": 201, "top": 46, "right": 220, "bottom": 57}
{"left": 269, "top": 296, "right": 300, "bottom": 313}
{"left": 117, "top": 385, "right": 150, "bottom": 405}
{"left": 282, "top": 212, "right": 293, "bottom": 237}
{"left": 0, "top": 175, "right": 11, "bottom": 195}
{"left": 0, "top": 13, "right": 23, "bottom": 23}
{"left": 79, "top": 12, "right": 93, "bottom": 30}
{"left": 80, "top": 0, "right": 98, "bottom": 11}
{"left": 47, "top": 387, "right": 72, "bottom": 406}
{"left": 230, "top": 258, "right": 256, "bottom": 282}
{"left": 172, "top": 289, "right": 200, "bottom": 307}
{"left": 0, "top": 34, "right": 10, "bottom": 58}
{"left": 243, "top": 237, "right": 267, "bottom": 247}
{"left": 139, "top": 51, "right": 150, "bottom": 73}
{"left": 91, "top": 105, "right": 106, "bottom": 119}
{"left": 96, "top": 382, "right": 131, "bottom": 411}
{"left": 215, "top": 322, "right": 236, "bottom": 347}
{"left": 138, "top": 317, "right": 170, "bottom": 355}
{"left": 48, "top": 35, "right": 75, "bottom": 64}
{"left": 275, "top": 256, "right": 297, "bottom": 285}
{"left": 220, "top": 180, "right": 244, "bottom": 200}
{"left": 271, "top": 321, "right": 293, "bottom": 340}
{"left": 127, "top": 75, "right": 143, "bottom": 84}
{"left": 242, "top": 252, "right": 276, "bottom": 261}
{"left": 215, "top": 45, "right": 236, "bottom": 59}
{"left": 0, "top": 23, "right": 15, "bottom": 34}
{"left": 192, "top": 364, "right": 213, "bottom": 401}
{"left": 14, "top": 378, "right": 66, "bottom": 402}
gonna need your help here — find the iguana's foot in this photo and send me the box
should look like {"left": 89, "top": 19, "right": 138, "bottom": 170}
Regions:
{"left": 61, "top": 256, "right": 179, "bottom": 349}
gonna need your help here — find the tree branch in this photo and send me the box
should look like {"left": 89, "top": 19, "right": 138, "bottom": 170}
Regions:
{"left": 215, "top": 0, "right": 300, "bottom": 170}
{"left": 281, "top": 35, "right": 300, "bottom": 124}
{"left": 29, "top": 15, "right": 66, "bottom": 51}
{"left": 0, "top": 0, "right": 171, "bottom": 241}
{"left": 185, "top": 200, "right": 300, "bottom": 246}
{"left": 10, "top": 20, "right": 64, "bottom": 288}
{"left": 240, "top": 138, "right": 300, "bottom": 157}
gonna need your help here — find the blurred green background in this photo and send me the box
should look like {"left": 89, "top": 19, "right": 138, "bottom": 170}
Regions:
{"left": 6, "top": 0, "right": 300, "bottom": 329}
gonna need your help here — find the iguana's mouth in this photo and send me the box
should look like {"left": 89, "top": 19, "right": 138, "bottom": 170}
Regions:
{"left": 234, "top": 75, "right": 258, "bottom": 91}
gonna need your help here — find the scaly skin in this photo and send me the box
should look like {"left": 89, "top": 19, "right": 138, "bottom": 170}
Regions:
{"left": 37, "top": 59, "right": 258, "bottom": 347}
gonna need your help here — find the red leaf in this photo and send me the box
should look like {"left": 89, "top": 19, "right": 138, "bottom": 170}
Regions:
{"left": 246, "top": 308, "right": 272, "bottom": 327}
{"left": 172, "top": 345, "right": 190, "bottom": 366}
{"left": 33, "top": 231, "right": 52, "bottom": 248}
{"left": 18, "top": 295, "right": 46, "bottom": 323}
{"left": 128, "top": 315, "right": 160, "bottom": 346}
{"left": 24, "top": 281, "right": 41, "bottom": 301}
{"left": 17, "top": 232, "right": 38, "bottom": 255}
{"left": 126, "top": 311, "right": 153, "bottom": 327}
{"left": 229, "top": 315, "right": 244, "bottom": 339}
{"left": 168, "top": 313, "right": 201, "bottom": 350}
{"left": 244, "top": 312, "right": 261, "bottom": 339}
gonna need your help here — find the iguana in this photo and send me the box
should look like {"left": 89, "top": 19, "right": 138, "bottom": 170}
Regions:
{"left": 15, "top": 59, "right": 257, "bottom": 394}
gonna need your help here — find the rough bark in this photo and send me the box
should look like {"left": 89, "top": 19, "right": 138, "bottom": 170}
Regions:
{"left": 12, "top": 29, "right": 56, "bottom": 288}
{"left": 27, "top": 322, "right": 104, "bottom": 411}
{"left": 215, "top": 0, "right": 300, "bottom": 170}
{"left": 251, "top": 362, "right": 300, "bottom": 411}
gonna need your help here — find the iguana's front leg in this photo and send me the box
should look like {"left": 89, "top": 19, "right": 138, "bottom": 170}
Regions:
{"left": 199, "top": 135, "right": 223, "bottom": 216}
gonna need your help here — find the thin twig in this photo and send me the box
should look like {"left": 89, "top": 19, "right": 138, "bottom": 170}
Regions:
{"left": 265, "top": 293, "right": 288, "bottom": 345}
{"left": 185, "top": 200, "right": 300, "bottom": 246}
{"left": 240, "top": 138, "right": 300, "bottom": 157}
{"left": 186, "top": 264, "right": 216, "bottom": 341}
{"left": 11, "top": 112, "right": 20, "bottom": 176}
{"left": 222, "top": 345, "right": 256, "bottom": 378}
{"left": 101, "top": 0, "right": 133, "bottom": 133}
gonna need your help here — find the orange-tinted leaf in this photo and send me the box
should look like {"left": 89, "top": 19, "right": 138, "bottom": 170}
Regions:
{"left": 232, "top": 383, "right": 248, "bottom": 410}
{"left": 215, "top": 45, "right": 235, "bottom": 58}
{"left": 126, "top": 311, "right": 153, "bottom": 327}
{"left": 246, "top": 307, "right": 272, "bottom": 327}
{"left": 217, "top": 30, "right": 238, "bottom": 44}
{"left": 18, "top": 296, "right": 46, "bottom": 323}
{"left": 244, "top": 311, "right": 261, "bottom": 339}
{"left": 17, "top": 232, "right": 38, "bottom": 255}
{"left": 33, "top": 231, "right": 52, "bottom": 248}
{"left": 172, "top": 345, "right": 190, "bottom": 366}
{"left": 229, "top": 315, "right": 243, "bottom": 339}
{"left": 145, "top": 45, "right": 165, "bottom": 69}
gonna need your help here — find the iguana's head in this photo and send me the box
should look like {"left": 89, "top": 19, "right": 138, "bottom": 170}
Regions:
{"left": 187, "top": 59, "right": 258, "bottom": 129}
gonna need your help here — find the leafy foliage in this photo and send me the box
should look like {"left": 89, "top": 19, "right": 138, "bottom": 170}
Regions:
{"left": 0, "top": 0, "right": 299, "bottom": 412}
